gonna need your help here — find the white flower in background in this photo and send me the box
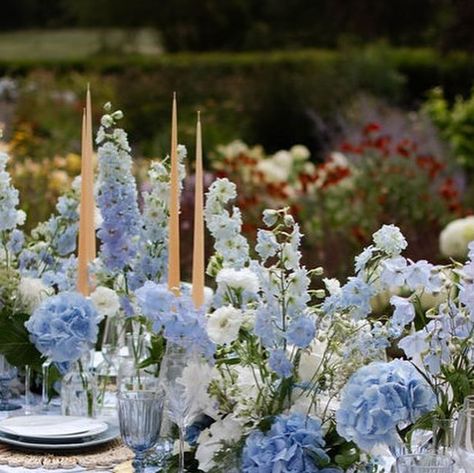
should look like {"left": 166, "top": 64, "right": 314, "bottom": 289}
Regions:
{"left": 440, "top": 216, "right": 474, "bottom": 259}
{"left": 90, "top": 286, "right": 120, "bottom": 317}
{"left": 330, "top": 151, "right": 349, "bottom": 167}
{"left": 207, "top": 306, "right": 243, "bottom": 345}
{"left": 18, "top": 277, "right": 53, "bottom": 312}
{"left": 195, "top": 416, "right": 243, "bottom": 472}
{"left": 256, "top": 158, "right": 289, "bottom": 183}
{"left": 272, "top": 150, "right": 293, "bottom": 171}
{"left": 216, "top": 267, "right": 259, "bottom": 294}
{"left": 216, "top": 140, "right": 249, "bottom": 159}
{"left": 290, "top": 144, "right": 310, "bottom": 161}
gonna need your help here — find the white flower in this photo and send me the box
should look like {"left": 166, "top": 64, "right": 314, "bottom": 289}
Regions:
{"left": 207, "top": 306, "right": 243, "bottom": 345}
{"left": 323, "top": 277, "right": 341, "bottom": 296}
{"left": 90, "top": 286, "right": 120, "bottom": 317}
{"left": 195, "top": 417, "right": 243, "bottom": 472}
{"left": 256, "top": 159, "right": 289, "bottom": 183}
{"left": 290, "top": 145, "right": 310, "bottom": 161}
{"left": 217, "top": 140, "right": 249, "bottom": 159}
{"left": 18, "top": 277, "right": 53, "bottom": 313}
{"left": 215, "top": 267, "right": 259, "bottom": 294}
{"left": 16, "top": 210, "right": 26, "bottom": 226}
{"left": 373, "top": 224, "right": 407, "bottom": 256}
{"left": 439, "top": 216, "right": 474, "bottom": 259}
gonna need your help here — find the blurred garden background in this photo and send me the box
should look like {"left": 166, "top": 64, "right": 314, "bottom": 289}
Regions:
{"left": 1, "top": 0, "right": 474, "bottom": 278}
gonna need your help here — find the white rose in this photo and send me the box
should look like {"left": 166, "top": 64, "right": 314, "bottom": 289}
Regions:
{"left": 18, "top": 277, "right": 53, "bottom": 313}
{"left": 207, "top": 306, "right": 243, "bottom": 345}
{"left": 216, "top": 268, "right": 259, "bottom": 294}
{"left": 90, "top": 286, "right": 120, "bottom": 317}
{"left": 440, "top": 216, "right": 474, "bottom": 259}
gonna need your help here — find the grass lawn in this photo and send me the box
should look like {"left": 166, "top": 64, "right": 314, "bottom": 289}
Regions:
{"left": 0, "top": 28, "right": 162, "bottom": 61}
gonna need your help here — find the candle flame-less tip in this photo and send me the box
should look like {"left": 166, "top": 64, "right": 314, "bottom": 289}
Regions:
{"left": 197, "top": 110, "right": 201, "bottom": 121}
{"left": 173, "top": 91, "right": 177, "bottom": 100}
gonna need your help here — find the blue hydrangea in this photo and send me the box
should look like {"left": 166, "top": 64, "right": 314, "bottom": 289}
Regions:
{"left": 25, "top": 292, "right": 101, "bottom": 363}
{"left": 135, "top": 281, "right": 215, "bottom": 359}
{"left": 336, "top": 359, "right": 436, "bottom": 452}
{"left": 269, "top": 349, "right": 293, "bottom": 378}
{"left": 96, "top": 115, "right": 142, "bottom": 272}
{"left": 242, "top": 413, "right": 340, "bottom": 473}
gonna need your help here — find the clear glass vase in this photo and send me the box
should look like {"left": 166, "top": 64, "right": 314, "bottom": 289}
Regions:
{"left": 61, "top": 353, "right": 97, "bottom": 417}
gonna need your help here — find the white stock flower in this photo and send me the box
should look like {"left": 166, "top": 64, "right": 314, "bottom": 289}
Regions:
{"left": 439, "top": 216, "right": 474, "bottom": 259}
{"left": 373, "top": 224, "right": 408, "bottom": 256}
{"left": 90, "top": 286, "right": 120, "bottom": 317}
{"left": 207, "top": 306, "right": 243, "bottom": 345}
{"left": 216, "top": 267, "right": 259, "bottom": 294}
{"left": 18, "top": 277, "right": 53, "bottom": 313}
{"left": 195, "top": 416, "right": 243, "bottom": 472}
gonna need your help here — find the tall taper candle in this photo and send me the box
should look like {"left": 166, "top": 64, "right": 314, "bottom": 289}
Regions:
{"left": 85, "top": 84, "right": 96, "bottom": 261}
{"left": 192, "top": 111, "right": 205, "bottom": 308}
{"left": 168, "top": 92, "right": 181, "bottom": 295}
{"left": 77, "top": 110, "right": 92, "bottom": 295}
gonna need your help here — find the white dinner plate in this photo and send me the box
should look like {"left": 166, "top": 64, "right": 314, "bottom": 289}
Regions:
{"left": 0, "top": 415, "right": 108, "bottom": 441}
{"left": 0, "top": 424, "right": 120, "bottom": 451}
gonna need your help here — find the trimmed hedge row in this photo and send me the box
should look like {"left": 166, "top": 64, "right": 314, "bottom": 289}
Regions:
{"left": 3, "top": 47, "right": 473, "bottom": 156}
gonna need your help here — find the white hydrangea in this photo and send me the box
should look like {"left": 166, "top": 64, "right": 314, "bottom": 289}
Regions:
{"left": 18, "top": 277, "right": 53, "bottom": 313}
{"left": 90, "top": 286, "right": 120, "bottom": 317}
{"left": 216, "top": 267, "right": 259, "bottom": 294}
{"left": 439, "top": 216, "right": 474, "bottom": 259}
{"left": 373, "top": 224, "right": 408, "bottom": 256}
{"left": 207, "top": 306, "right": 243, "bottom": 345}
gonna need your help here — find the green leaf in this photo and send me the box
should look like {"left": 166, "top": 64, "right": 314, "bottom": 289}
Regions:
{"left": 0, "top": 312, "right": 42, "bottom": 369}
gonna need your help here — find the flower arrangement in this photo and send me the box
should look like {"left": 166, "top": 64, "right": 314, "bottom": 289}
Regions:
{"left": 0, "top": 103, "right": 473, "bottom": 472}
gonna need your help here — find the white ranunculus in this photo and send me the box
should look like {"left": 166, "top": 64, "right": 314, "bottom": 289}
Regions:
{"left": 90, "top": 286, "right": 120, "bottom": 317}
{"left": 18, "top": 277, "right": 53, "bottom": 313}
{"left": 216, "top": 267, "right": 259, "bottom": 294}
{"left": 207, "top": 306, "right": 243, "bottom": 345}
{"left": 195, "top": 417, "right": 243, "bottom": 472}
{"left": 439, "top": 216, "right": 474, "bottom": 259}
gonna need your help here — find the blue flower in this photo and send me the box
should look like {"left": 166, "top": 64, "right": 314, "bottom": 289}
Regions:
{"left": 97, "top": 129, "right": 142, "bottom": 272}
{"left": 25, "top": 292, "right": 101, "bottom": 363}
{"left": 242, "top": 413, "right": 339, "bottom": 473}
{"left": 286, "top": 316, "right": 316, "bottom": 348}
{"left": 136, "top": 281, "right": 215, "bottom": 359}
{"left": 7, "top": 229, "right": 24, "bottom": 254}
{"left": 256, "top": 230, "right": 279, "bottom": 261}
{"left": 0, "top": 152, "right": 23, "bottom": 232}
{"left": 336, "top": 359, "right": 435, "bottom": 452}
{"left": 269, "top": 349, "right": 293, "bottom": 378}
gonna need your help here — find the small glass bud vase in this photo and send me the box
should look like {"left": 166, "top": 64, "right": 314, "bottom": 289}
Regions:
{"left": 61, "top": 353, "right": 97, "bottom": 418}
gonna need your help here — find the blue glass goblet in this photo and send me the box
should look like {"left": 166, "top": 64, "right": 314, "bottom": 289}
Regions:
{"left": 118, "top": 390, "right": 164, "bottom": 473}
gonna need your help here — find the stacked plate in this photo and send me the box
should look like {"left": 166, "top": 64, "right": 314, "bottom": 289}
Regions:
{"left": 0, "top": 415, "right": 120, "bottom": 451}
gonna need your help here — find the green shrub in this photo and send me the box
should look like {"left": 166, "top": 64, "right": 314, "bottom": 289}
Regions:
{"left": 422, "top": 86, "right": 474, "bottom": 170}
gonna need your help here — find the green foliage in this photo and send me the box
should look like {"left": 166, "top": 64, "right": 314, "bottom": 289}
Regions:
{"left": 0, "top": 311, "right": 42, "bottom": 369}
{"left": 423, "top": 86, "right": 474, "bottom": 169}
